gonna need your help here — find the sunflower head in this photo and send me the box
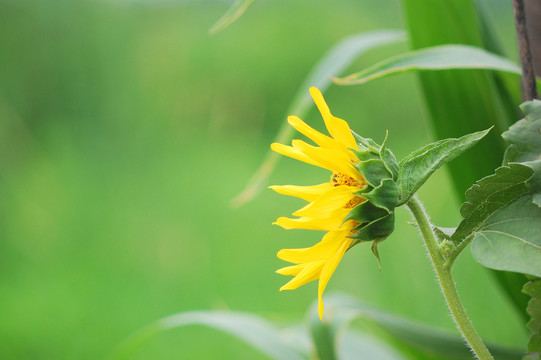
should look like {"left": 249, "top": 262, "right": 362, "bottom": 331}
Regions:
{"left": 270, "top": 87, "right": 399, "bottom": 318}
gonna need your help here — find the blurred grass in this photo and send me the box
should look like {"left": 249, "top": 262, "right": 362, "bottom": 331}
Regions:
{"left": 0, "top": 0, "right": 527, "bottom": 359}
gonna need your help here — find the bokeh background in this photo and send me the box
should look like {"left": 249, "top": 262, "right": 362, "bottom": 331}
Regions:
{"left": 0, "top": 0, "right": 527, "bottom": 359}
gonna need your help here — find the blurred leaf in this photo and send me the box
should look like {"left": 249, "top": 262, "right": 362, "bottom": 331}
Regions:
{"left": 503, "top": 100, "right": 541, "bottom": 206}
{"left": 209, "top": 0, "right": 256, "bottom": 35}
{"left": 397, "top": 128, "right": 491, "bottom": 205}
{"left": 401, "top": 0, "right": 528, "bottom": 322}
{"left": 334, "top": 44, "right": 524, "bottom": 85}
{"left": 471, "top": 194, "right": 541, "bottom": 277}
{"left": 309, "top": 293, "right": 522, "bottom": 360}
{"left": 340, "top": 330, "right": 407, "bottom": 360}
{"left": 232, "top": 30, "right": 405, "bottom": 207}
{"left": 450, "top": 164, "right": 533, "bottom": 245}
{"left": 106, "top": 311, "right": 307, "bottom": 360}
{"left": 524, "top": 279, "right": 541, "bottom": 357}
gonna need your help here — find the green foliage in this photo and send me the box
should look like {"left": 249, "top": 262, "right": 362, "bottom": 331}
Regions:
{"left": 106, "top": 311, "right": 307, "bottom": 360}
{"left": 308, "top": 294, "right": 522, "bottom": 360}
{"left": 524, "top": 279, "right": 541, "bottom": 357}
{"left": 470, "top": 194, "right": 541, "bottom": 277}
{"left": 232, "top": 30, "right": 405, "bottom": 206}
{"left": 503, "top": 100, "right": 541, "bottom": 206}
{"left": 464, "top": 101, "right": 541, "bottom": 278}
{"left": 450, "top": 164, "right": 533, "bottom": 245}
{"left": 209, "top": 0, "right": 257, "bottom": 35}
{"left": 397, "top": 129, "right": 491, "bottom": 205}
{"left": 401, "top": 0, "right": 527, "bottom": 319}
{"left": 334, "top": 44, "right": 523, "bottom": 86}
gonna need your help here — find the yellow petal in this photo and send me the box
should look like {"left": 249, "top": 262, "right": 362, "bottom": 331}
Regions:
{"left": 279, "top": 261, "right": 325, "bottom": 291}
{"left": 287, "top": 116, "right": 342, "bottom": 150}
{"left": 270, "top": 143, "right": 321, "bottom": 168}
{"left": 293, "top": 185, "right": 356, "bottom": 218}
{"left": 317, "top": 235, "right": 353, "bottom": 319}
{"left": 277, "top": 230, "right": 347, "bottom": 264}
{"left": 274, "top": 209, "right": 350, "bottom": 231}
{"left": 309, "top": 87, "right": 357, "bottom": 149}
{"left": 292, "top": 140, "right": 361, "bottom": 180}
{"left": 269, "top": 183, "right": 333, "bottom": 202}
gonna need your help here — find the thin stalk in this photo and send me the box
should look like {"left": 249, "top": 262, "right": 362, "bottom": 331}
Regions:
{"left": 444, "top": 233, "right": 475, "bottom": 269}
{"left": 512, "top": 0, "right": 538, "bottom": 100}
{"left": 407, "top": 197, "right": 494, "bottom": 360}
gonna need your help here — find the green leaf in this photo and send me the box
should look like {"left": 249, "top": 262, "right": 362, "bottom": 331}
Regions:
{"left": 308, "top": 293, "right": 522, "bottom": 360}
{"left": 471, "top": 194, "right": 541, "bottom": 277}
{"left": 334, "top": 44, "right": 524, "bottom": 86}
{"left": 340, "top": 330, "right": 407, "bottom": 360}
{"left": 524, "top": 279, "right": 541, "bottom": 356}
{"left": 503, "top": 100, "right": 541, "bottom": 206}
{"left": 397, "top": 128, "right": 491, "bottom": 205}
{"left": 209, "top": 0, "right": 257, "bottom": 35}
{"left": 450, "top": 164, "right": 533, "bottom": 245}
{"left": 105, "top": 311, "right": 307, "bottom": 360}
{"left": 401, "top": 0, "right": 527, "bottom": 322}
{"left": 231, "top": 30, "right": 405, "bottom": 207}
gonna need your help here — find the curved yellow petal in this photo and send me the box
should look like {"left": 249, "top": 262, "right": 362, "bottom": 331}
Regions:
{"left": 270, "top": 143, "right": 321, "bottom": 168}
{"left": 309, "top": 87, "right": 357, "bottom": 149}
{"left": 277, "top": 230, "right": 346, "bottom": 264}
{"left": 269, "top": 183, "right": 333, "bottom": 202}
{"left": 292, "top": 140, "right": 361, "bottom": 181}
{"left": 293, "top": 185, "right": 356, "bottom": 218}
{"left": 279, "top": 260, "right": 324, "bottom": 291}
{"left": 287, "top": 116, "right": 343, "bottom": 150}
{"left": 317, "top": 235, "right": 353, "bottom": 319}
{"left": 274, "top": 208, "right": 350, "bottom": 231}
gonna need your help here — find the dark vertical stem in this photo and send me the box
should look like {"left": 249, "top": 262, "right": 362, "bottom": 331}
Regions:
{"left": 512, "top": 0, "right": 538, "bottom": 100}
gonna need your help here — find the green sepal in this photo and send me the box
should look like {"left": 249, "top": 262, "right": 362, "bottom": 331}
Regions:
{"left": 354, "top": 149, "right": 380, "bottom": 162}
{"left": 379, "top": 131, "right": 400, "bottom": 180}
{"left": 355, "top": 159, "right": 392, "bottom": 188}
{"left": 362, "top": 178, "right": 399, "bottom": 213}
{"left": 344, "top": 201, "right": 388, "bottom": 224}
{"left": 352, "top": 131, "right": 380, "bottom": 153}
{"left": 349, "top": 213, "right": 395, "bottom": 242}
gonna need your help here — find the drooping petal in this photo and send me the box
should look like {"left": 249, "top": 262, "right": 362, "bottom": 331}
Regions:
{"left": 277, "top": 231, "right": 346, "bottom": 264}
{"left": 269, "top": 183, "right": 333, "bottom": 202}
{"left": 278, "top": 261, "right": 325, "bottom": 291}
{"left": 309, "top": 87, "right": 357, "bottom": 150}
{"left": 317, "top": 233, "right": 353, "bottom": 319}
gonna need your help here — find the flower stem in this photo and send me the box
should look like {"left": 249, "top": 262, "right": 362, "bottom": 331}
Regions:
{"left": 406, "top": 196, "right": 494, "bottom": 360}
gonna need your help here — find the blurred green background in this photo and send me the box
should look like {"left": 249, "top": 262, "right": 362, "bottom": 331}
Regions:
{"left": 0, "top": 0, "right": 527, "bottom": 359}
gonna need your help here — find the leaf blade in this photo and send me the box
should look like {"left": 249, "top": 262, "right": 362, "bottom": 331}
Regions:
{"left": 398, "top": 128, "right": 491, "bottom": 205}
{"left": 106, "top": 311, "right": 307, "bottom": 360}
{"left": 471, "top": 194, "right": 541, "bottom": 277}
{"left": 334, "top": 44, "right": 523, "bottom": 86}
{"left": 209, "top": 0, "right": 257, "bottom": 35}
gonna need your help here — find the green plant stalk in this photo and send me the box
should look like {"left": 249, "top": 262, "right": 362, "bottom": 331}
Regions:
{"left": 407, "top": 196, "right": 494, "bottom": 360}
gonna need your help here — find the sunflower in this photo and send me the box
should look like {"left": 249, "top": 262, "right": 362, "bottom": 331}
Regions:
{"left": 270, "top": 87, "right": 369, "bottom": 319}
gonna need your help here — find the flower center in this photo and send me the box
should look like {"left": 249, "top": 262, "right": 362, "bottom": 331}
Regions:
{"left": 344, "top": 196, "right": 363, "bottom": 209}
{"left": 331, "top": 172, "right": 360, "bottom": 187}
